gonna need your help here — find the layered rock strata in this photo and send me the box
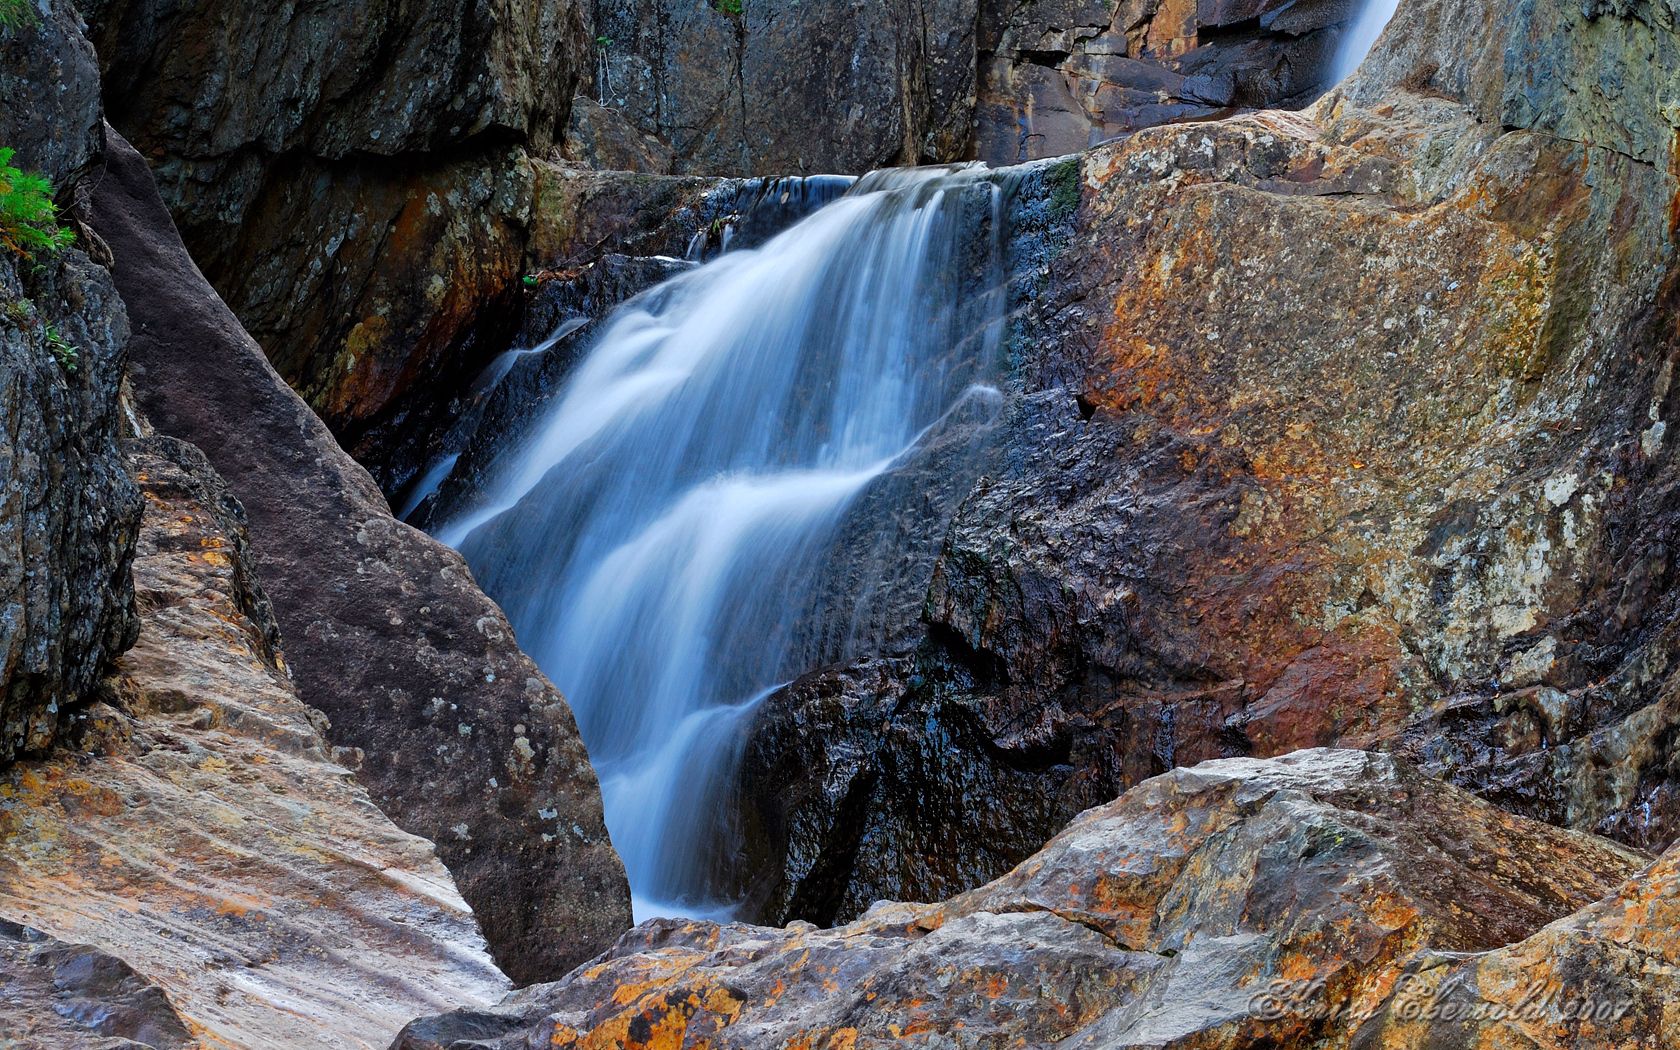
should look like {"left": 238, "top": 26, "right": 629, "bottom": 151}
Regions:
{"left": 0, "top": 438, "right": 510, "bottom": 1049}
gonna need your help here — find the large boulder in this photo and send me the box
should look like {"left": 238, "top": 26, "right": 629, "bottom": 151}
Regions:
{"left": 85, "top": 132, "right": 632, "bottom": 985}
{"left": 396, "top": 750, "right": 1651, "bottom": 1049}
{"left": 730, "top": 0, "right": 1680, "bottom": 924}
{"left": 0, "top": 437, "right": 511, "bottom": 1047}
{"left": 0, "top": 0, "right": 141, "bottom": 766}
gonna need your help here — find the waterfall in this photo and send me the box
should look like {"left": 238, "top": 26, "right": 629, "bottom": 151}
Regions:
{"left": 435, "top": 166, "right": 1008, "bottom": 919}
{"left": 1330, "top": 0, "right": 1402, "bottom": 83}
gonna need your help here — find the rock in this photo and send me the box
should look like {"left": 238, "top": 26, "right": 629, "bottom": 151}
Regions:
{"left": 976, "top": 0, "right": 1353, "bottom": 164}
{"left": 0, "top": 0, "right": 104, "bottom": 186}
{"left": 0, "top": 238, "right": 141, "bottom": 768}
{"left": 0, "top": 920, "right": 193, "bottom": 1049}
{"left": 729, "top": 0, "right": 1680, "bottom": 923}
{"left": 398, "top": 750, "right": 1648, "bottom": 1049}
{"left": 80, "top": 0, "right": 591, "bottom": 455}
{"left": 561, "top": 97, "right": 676, "bottom": 174}
{"left": 1357, "top": 843, "right": 1680, "bottom": 1047}
{"left": 85, "top": 131, "right": 632, "bottom": 985}
{"left": 589, "top": 0, "right": 978, "bottom": 176}
{"left": 0, "top": 0, "right": 140, "bottom": 769}
{"left": 0, "top": 437, "right": 511, "bottom": 1047}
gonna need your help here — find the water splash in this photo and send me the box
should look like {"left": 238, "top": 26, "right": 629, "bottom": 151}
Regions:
{"left": 1330, "top": 0, "right": 1402, "bottom": 83}
{"left": 436, "top": 166, "right": 1008, "bottom": 918}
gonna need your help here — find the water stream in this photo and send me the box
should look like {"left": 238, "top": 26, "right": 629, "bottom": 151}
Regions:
{"left": 435, "top": 166, "right": 1009, "bottom": 918}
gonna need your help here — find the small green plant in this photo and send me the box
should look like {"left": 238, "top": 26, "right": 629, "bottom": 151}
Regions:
{"left": 0, "top": 148, "right": 74, "bottom": 258}
{"left": 43, "top": 323, "right": 77, "bottom": 373}
{"left": 0, "top": 0, "right": 35, "bottom": 30}
{"left": 596, "top": 34, "right": 613, "bottom": 46}
{"left": 1045, "top": 157, "right": 1082, "bottom": 221}
{"left": 712, "top": 0, "right": 743, "bottom": 14}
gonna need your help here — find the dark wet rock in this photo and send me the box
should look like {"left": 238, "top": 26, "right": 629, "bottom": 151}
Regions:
{"left": 589, "top": 0, "right": 978, "bottom": 176}
{"left": 0, "top": 0, "right": 104, "bottom": 187}
{"left": 729, "top": 0, "right": 1680, "bottom": 925}
{"left": 85, "top": 131, "right": 631, "bottom": 985}
{"left": 0, "top": 437, "right": 510, "bottom": 1046}
{"left": 400, "top": 749, "right": 1648, "bottom": 1050}
{"left": 976, "top": 0, "right": 1355, "bottom": 164}
{"left": 0, "top": 920, "right": 193, "bottom": 1050}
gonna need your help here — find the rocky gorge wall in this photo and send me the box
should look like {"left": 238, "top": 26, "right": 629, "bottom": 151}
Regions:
{"left": 723, "top": 0, "right": 1680, "bottom": 927}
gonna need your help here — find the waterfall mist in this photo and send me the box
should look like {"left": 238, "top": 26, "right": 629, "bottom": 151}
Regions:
{"left": 434, "top": 166, "right": 1010, "bottom": 919}
{"left": 1331, "top": 0, "right": 1402, "bottom": 82}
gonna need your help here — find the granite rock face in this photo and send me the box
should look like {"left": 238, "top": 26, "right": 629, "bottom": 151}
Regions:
{"left": 976, "top": 0, "right": 1354, "bottom": 164}
{"left": 81, "top": 0, "right": 592, "bottom": 448}
{"left": 591, "top": 0, "right": 978, "bottom": 177}
{"left": 86, "top": 132, "right": 632, "bottom": 986}
{"left": 732, "top": 0, "right": 1680, "bottom": 926}
{"left": 0, "top": 0, "right": 141, "bottom": 767}
{"left": 398, "top": 750, "right": 1650, "bottom": 1050}
{"left": 0, "top": 437, "right": 511, "bottom": 1048}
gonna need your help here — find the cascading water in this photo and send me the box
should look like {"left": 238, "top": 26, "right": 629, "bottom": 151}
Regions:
{"left": 435, "top": 166, "right": 1008, "bottom": 918}
{"left": 1330, "top": 0, "right": 1402, "bottom": 82}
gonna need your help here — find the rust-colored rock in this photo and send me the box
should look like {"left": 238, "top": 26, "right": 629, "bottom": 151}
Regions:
{"left": 399, "top": 750, "right": 1649, "bottom": 1049}
{"left": 0, "top": 437, "right": 510, "bottom": 1049}
{"left": 734, "top": 0, "right": 1680, "bottom": 923}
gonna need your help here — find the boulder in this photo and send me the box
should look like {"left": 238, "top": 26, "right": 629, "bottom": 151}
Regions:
{"left": 396, "top": 750, "right": 1649, "bottom": 1049}
{"left": 86, "top": 131, "right": 632, "bottom": 985}
{"left": 0, "top": 437, "right": 511, "bottom": 1047}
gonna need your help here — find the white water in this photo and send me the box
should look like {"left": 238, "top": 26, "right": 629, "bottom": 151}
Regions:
{"left": 1330, "top": 0, "right": 1402, "bottom": 83}
{"left": 437, "top": 166, "right": 1007, "bottom": 918}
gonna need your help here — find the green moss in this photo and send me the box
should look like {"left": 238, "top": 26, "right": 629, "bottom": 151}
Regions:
{"left": 0, "top": 148, "right": 74, "bottom": 259}
{"left": 712, "top": 0, "right": 743, "bottom": 14}
{"left": 1046, "top": 157, "right": 1082, "bottom": 222}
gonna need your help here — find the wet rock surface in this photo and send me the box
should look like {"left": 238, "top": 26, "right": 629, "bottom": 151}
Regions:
{"left": 731, "top": 0, "right": 1680, "bottom": 925}
{"left": 400, "top": 749, "right": 1650, "bottom": 1049}
{"left": 86, "top": 132, "right": 632, "bottom": 985}
{"left": 0, "top": 436, "right": 510, "bottom": 1049}
{"left": 976, "top": 0, "right": 1353, "bottom": 164}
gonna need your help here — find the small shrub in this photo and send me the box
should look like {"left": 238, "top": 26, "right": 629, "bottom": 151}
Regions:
{"left": 43, "top": 322, "right": 77, "bottom": 373}
{"left": 712, "top": 0, "right": 743, "bottom": 14}
{"left": 0, "top": 0, "right": 34, "bottom": 29}
{"left": 0, "top": 148, "right": 74, "bottom": 258}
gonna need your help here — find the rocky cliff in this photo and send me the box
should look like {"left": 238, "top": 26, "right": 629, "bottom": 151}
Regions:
{"left": 0, "top": 0, "right": 140, "bottom": 765}
{"left": 729, "top": 0, "right": 1680, "bottom": 927}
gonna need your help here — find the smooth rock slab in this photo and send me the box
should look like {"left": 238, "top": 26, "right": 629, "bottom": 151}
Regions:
{"left": 0, "top": 438, "right": 510, "bottom": 1049}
